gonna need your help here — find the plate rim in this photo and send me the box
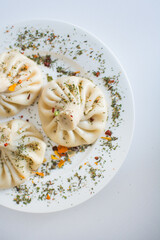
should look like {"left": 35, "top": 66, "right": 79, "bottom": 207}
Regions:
{"left": 0, "top": 19, "right": 135, "bottom": 213}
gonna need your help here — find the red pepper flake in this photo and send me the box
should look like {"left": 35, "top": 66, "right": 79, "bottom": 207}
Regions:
{"left": 70, "top": 115, "right": 73, "bottom": 118}
{"left": 52, "top": 108, "right": 55, "bottom": 113}
{"left": 44, "top": 62, "right": 50, "bottom": 67}
{"left": 105, "top": 130, "right": 112, "bottom": 136}
{"left": 44, "top": 55, "right": 51, "bottom": 67}
{"left": 95, "top": 156, "right": 99, "bottom": 160}
{"left": 96, "top": 71, "right": 100, "bottom": 77}
{"left": 90, "top": 117, "right": 94, "bottom": 122}
{"left": 21, "top": 52, "right": 24, "bottom": 54}
{"left": 18, "top": 80, "right": 22, "bottom": 84}
{"left": 20, "top": 115, "right": 23, "bottom": 118}
{"left": 4, "top": 143, "right": 8, "bottom": 147}
{"left": 52, "top": 146, "right": 58, "bottom": 151}
{"left": 27, "top": 94, "right": 30, "bottom": 100}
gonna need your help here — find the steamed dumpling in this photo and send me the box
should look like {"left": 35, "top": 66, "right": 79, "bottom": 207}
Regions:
{"left": 39, "top": 76, "right": 107, "bottom": 147}
{"left": 0, "top": 120, "right": 46, "bottom": 189}
{"left": 0, "top": 50, "right": 43, "bottom": 117}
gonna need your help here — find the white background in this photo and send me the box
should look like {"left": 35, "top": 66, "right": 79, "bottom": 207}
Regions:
{"left": 0, "top": 0, "right": 160, "bottom": 239}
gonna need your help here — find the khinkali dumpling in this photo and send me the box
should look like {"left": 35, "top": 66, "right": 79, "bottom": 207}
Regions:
{"left": 0, "top": 120, "right": 46, "bottom": 189}
{"left": 39, "top": 76, "right": 107, "bottom": 147}
{"left": 0, "top": 50, "right": 43, "bottom": 117}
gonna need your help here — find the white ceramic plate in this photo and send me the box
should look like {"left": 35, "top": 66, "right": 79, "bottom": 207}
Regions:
{"left": 0, "top": 20, "right": 134, "bottom": 213}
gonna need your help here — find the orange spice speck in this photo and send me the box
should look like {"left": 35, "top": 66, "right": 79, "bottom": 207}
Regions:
{"left": 58, "top": 160, "right": 65, "bottom": 168}
{"left": 8, "top": 83, "right": 17, "bottom": 91}
{"left": 57, "top": 145, "right": 68, "bottom": 154}
{"left": 101, "top": 137, "right": 112, "bottom": 141}
{"left": 74, "top": 71, "right": 80, "bottom": 74}
{"left": 24, "top": 65, "right": 28, "bottom": 70}
{"left": 51, "top": 155, "right": 59, "bottom": 160}
{"left": 108, "top": 80, "right": 115, "bottom": 84}
{"left": 35, "top": 172, "right": 44, "bottom": 177}
{"left": 54, "top": 150, "right": 61, "bottom": 158}
{"left": 20, "top": 175, "right": 25, "bottom": 179}
{"left": 46, "top": 194, "right": 51, "bottom": 200}
{"left": 96, "top": 71, "right": 100, "bottom": 77}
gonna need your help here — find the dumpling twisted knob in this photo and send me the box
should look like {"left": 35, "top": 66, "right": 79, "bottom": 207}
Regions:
{"left": 58, "top": 104, "right": 83, "bottom": 131}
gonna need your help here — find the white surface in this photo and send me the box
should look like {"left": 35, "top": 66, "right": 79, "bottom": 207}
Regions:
{"left": 0, "top": 0, "right": 159, "bottom": 239}
{"left": 0, "top": 20, "right": 134, "bottom": 212}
